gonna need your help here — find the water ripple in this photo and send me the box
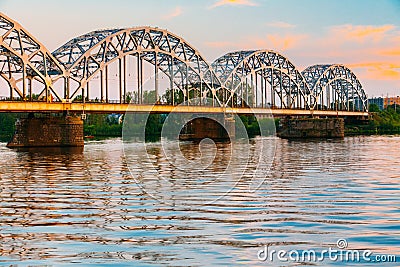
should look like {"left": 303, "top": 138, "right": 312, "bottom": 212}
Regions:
{"left": 0, "top": 136, "right": 399, "bottom": 266}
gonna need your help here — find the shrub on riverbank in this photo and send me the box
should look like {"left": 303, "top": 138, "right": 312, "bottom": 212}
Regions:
{"left": 0, "top": 113, "right": 17, "bottom": 142}
{"left": 345, "top": 104, "right": 400, "bottom": 135}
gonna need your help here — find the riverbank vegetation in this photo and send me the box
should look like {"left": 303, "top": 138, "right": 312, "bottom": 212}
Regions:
{"left": 345, "top": 104, "right": 400, "bottom": 135}
{"left": 84, "top": 113, "right": 163, "bottom": 140}
{"left": 0, "top": 113, "right": 17, "bottom": 142}
{"left": 84, "top": 114, "right": 123, "bottom": 137}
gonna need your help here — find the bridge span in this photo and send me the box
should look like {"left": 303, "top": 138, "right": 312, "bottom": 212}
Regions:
{"left": 0, "top": 101, "right": 368, "bottom": 117}
{"left": 0, "top": 12, "right": 368, "bottom": 114}
{"left": 0, "top": 13, "right": 369, "bottom": 146}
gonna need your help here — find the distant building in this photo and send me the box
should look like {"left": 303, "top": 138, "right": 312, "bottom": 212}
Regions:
{"left": 368, "top": 97, "right": 384, "bottom": 111}
{"left": 384, "top": 96, "right": 400, "bottom": 108}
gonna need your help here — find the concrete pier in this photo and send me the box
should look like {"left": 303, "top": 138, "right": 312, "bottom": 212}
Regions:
{"left": 277, "top": 118, "right": 344, "bottom": 139}
{"left": 7, "top": 116, "right": 84, "bottom": 148}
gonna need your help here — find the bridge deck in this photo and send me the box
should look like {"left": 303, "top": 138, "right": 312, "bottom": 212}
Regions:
{"left": 0, "top": 102, "right": 368, "bottom": 117}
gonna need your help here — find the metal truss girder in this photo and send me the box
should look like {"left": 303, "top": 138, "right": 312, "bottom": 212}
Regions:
{"left": 212, "top": 50, "right": 312, "bottom": 109}
{"left": 0, "top": 12, "right": 66, "bottom": 102}
{"left": 302, "top": 64, "right": 368, "bottom": 111}
{"left": 0, "top": 13, "right": 368, "bottom": 112}
{"left": 53, "top": 27, "right": 224, "bottom": 105}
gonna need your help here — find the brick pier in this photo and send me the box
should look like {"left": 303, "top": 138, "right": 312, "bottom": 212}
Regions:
{"left": 7, "top": 116, "right": 84, "bottom": 148}
{"left": 277, "top": 118, "right": 345, "bottom": 139}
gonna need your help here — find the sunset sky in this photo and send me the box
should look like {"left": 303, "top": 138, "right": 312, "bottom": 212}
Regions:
{"left": 1, "top": 0, "right": 399, "bottom": 96}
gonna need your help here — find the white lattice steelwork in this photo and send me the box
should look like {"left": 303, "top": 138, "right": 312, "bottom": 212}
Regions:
{"left": 212, "top": 50, "right": 313, "bottom": 109}
{"left": 53, "top": 27, "right": 224, "bottom": 106}
{"left": 0, "top": 13, "right": 368, "bottom": 112}
{"left": 0, "top": 13, "right": 66, "bottom": 102}
{"left": 302, "top": 64, "right": 368, "bottom": 111}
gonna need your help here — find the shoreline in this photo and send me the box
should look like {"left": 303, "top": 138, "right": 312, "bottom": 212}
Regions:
{"left": 3, "top": 132, "right": 400, "bottom": 145}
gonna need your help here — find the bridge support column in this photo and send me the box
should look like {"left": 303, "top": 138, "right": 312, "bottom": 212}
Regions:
{"left": 277, "top": 117, "right": 344, "bottom": 139}
{"left": 179, "top": 116, "right": 235, "bottom": 141}
{"left": 7, "top": 115, "right": 84, "bottom": 148}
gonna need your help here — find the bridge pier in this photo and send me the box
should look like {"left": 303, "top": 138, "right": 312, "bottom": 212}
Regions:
{"left": 277, "top": 117, "right": 345, "bottom": 139}
{"left": 179, "top": 116, "right": 235, "bottom": 141}
{"left": 7, "top": 115, "right": 84, "bottom": 148}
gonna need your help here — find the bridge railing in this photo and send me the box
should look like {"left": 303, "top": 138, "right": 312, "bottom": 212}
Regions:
{"left": 0, "top": 96, "right": 64, "bottom": 102}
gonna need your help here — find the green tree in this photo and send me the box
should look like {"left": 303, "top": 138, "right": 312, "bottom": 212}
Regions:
{"left": 162, "top": 88, "right": 184, "bottom": 105}
{"left": 369, "top": 103, "right": 380, "bottom": 112}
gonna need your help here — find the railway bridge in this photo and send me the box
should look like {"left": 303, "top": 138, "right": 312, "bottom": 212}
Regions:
{"left": 0, "top": 13, "right": 368, "bottom": 147}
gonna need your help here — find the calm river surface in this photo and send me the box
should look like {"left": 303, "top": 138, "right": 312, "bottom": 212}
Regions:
{"left": 0, "top": 136, "right": 399, "bottom": 266}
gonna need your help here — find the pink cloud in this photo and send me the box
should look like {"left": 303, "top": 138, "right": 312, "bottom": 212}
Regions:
{"left": 163, "top": 6, "right": 183, "bottom": 20}
{"left": 209, "top": 0, "right": 258, "bottom": 9}
{"left": 266, "top": 21, "right": 296, "bottom": 29}
{"left": 204, "top": 34, "right": 307, "bottom": 52}
{"left": 264, "top": 34, "right": 306, "bottom": 51}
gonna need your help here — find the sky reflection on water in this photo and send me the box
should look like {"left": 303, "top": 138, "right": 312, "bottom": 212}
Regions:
{"left": 0, "top": 136, "right": 399, "bottom": 266}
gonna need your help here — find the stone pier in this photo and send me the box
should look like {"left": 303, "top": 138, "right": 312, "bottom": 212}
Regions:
{"left": 7, "top": 116, "right": 84, "bottom": 148}
{"left": 277, "top": 118, "right": 344, "bottom": 139}
{"left": 179, "top": 116, "right": 235, "bottom": 141}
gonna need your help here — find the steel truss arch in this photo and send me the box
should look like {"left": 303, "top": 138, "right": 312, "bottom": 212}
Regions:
{"left": 302, "top": 64, "right": 368, "bottom": 111}
{"left": 0, "top": 13, "right": 369, "bottom": 114}
{"left": 212, "top": 50, "right": 312, "bottom": 109}
{"left": 53, "top": 27, "right": 224, "bottom": 105}
{"left": 0, "top": 12, "right": 66, "bottom": 102}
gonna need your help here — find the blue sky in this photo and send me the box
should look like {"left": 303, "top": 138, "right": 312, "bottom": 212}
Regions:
{"left": 1, "top": 0, "right": 399, "bottom": 96}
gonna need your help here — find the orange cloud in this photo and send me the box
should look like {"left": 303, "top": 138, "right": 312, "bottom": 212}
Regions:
{"left": 163, "top": 6, "right": 183, "bottom": 20}
{"left": 380, "top": 48, "right": 400, "bottom": 56}
{"left": 330, "top": 24, "right": 396, "bottom": 43}
{"left": 347, "top": 62, "right": 400, "bottom": 80}
{"left": 209, "top": 0, "right": 258, "bottom": 9}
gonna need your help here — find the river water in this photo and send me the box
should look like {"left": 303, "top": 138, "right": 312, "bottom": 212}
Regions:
{"left": 0, "top": 136, "right": 399, "bottom": 266}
